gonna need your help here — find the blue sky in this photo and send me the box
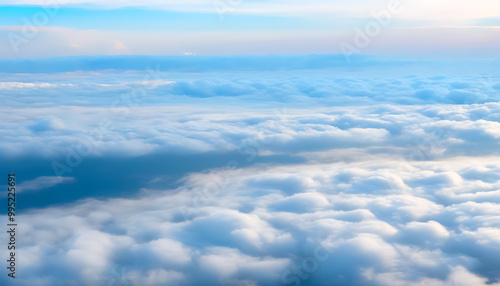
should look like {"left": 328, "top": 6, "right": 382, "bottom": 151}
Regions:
{"left": 2, "top": 1, "right": 500, "bottom": 286}
{"left": 1, "top": 0, "right": 500, "bottom": 58}
{"left": 0, "top": 6, "right": 321, "bottom": 31}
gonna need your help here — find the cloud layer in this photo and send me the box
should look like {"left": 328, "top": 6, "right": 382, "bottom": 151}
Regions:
{"left": 1, "top": 60, "right": 500, "bottom": 285}
{"left": 4, "top": 154, "right": 500, "bottom": 285}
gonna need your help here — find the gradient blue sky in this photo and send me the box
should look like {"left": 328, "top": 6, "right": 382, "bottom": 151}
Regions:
{"left": 1, "top": 0, "right": 500, "bottom": 58}
{"left": 2, "top": 2, "right": 500, "bottom": 286}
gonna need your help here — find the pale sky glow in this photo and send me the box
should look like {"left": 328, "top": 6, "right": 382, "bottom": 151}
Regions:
{"left": 2, "top": 2, "right": 500, "bottom": 286}
{"left": 0, "top": 0, "right": 499, "bottom": 58}
{"left": 2, "top": 26, "right": 500, "bottom": 59}
{"left": 4, "top": 0, "right": 500, "bottom": 20}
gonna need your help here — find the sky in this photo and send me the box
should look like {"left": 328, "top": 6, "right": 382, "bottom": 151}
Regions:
{"left": 1, "top": 1, "right": 500, "bottom": 286}
{"left": 0, "top": 0, "right": 500, "bottom": 58}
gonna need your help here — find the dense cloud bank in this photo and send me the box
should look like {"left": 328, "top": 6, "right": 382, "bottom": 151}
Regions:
{"left": 1, "top": 66, "right": 499, "bottom": 111}
{"left": 1, "top": 64, "right": 500, "bottom": 285}
{"left": 3, "top": 154, "right": 500, "bottom": 285}
{"left": 3, "top": 103, "right": 500, "bottom": 159}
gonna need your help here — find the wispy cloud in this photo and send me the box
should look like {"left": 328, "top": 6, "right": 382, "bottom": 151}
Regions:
{"left": 17, "top": 176, "right": 75, "bottom": 192}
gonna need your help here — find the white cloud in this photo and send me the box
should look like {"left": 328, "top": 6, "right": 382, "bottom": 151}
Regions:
{"left": 17, "top": 176, "right": 74, "bottom": 192}
{"left": 1, "top": 64, "right": 500, "bottom": 285}
{"left": 0, "top": 82, "right": 74, "bottom": 89}
{"left": 5, "top": 151, "right": 500, "bottom": 285}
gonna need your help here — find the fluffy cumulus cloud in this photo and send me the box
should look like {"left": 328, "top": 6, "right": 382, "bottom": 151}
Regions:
{"left": 5, "top": 154, "right": 500, "bottom": 285}
{"left": 1, "top": 58, "right": 500, "bottom": 285}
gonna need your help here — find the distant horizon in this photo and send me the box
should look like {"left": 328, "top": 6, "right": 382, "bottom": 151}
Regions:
{"left": 2, "top": 1, "right": 500, "bottom": 286}
{"left": 2, "top": 1, "right": 500, "bottom": 58}
{"left": 1, "top": 54, "right": 499, "bottom": 74}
